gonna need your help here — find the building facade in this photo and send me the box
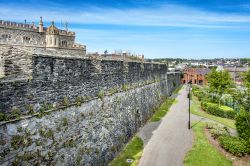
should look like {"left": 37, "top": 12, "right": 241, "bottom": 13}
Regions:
{"left": 182, "top": 68, "right": 210, "bottom": 85}
{"left": 0, "top": 17, "right": 86, "bottom": 53}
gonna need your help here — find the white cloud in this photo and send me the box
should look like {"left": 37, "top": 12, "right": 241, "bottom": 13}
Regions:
{"left": 0, "top": 4, "right": 250, "bottom": 28}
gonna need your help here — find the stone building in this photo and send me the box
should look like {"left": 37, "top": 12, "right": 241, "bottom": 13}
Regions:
{"left": 0, "top": 17, "right": 86, "bottom": 52}
{"left": 182, "top": 68, "right": 210, "bottom": 85}
{"left": 0, "top": 17, "right": 87, "bottom": 79}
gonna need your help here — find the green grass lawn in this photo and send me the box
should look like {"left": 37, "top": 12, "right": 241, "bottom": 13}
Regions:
{"left": 184, "top": 122, "right": 232, "bottom": 166}
{"left": 191, "top": 95, "right": 236, "bottom": 129}
{"left": 150, "top": 98, "right": 175, "bottom": 122}
{"left": 109, "top": 136, "right": 143, "bottom": 166}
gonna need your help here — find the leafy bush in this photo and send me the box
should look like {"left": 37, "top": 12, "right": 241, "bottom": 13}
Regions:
{"left": 219, "top": 135, "right": 250, "bottom": 156}
{"left": 97, "top": 91, "right": 104, "bottom": 99}
{"left": 207, "top": 123, "right": 229, "bottom": 139}
{"left": 220, "top": 94, "right": 233, "bottom": 107}
{"left": 201, "top": 102, "right": 236, "bottom": 119}
{"left": 235, "top": 110, "right": 250, "bottom": 143}
{"left": 62, "top": 96, "right": 70, "bottom": 107}
{"left": 0, "top": 113, "right": 7, "bottom": 121}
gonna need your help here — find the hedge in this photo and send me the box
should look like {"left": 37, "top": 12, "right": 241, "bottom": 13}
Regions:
{"left": 219, "top": 135, "right": 250, "bottom": 156}
{"left": 201, "top": 102, "right": 236, "bottom": 119}
{"left": 235, "top": 110, "right": 250, "bottom": 143}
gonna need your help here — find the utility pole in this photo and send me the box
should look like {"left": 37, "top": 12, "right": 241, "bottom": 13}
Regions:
{"left": 188, "top": 80, "right": 192, "bottom": 129}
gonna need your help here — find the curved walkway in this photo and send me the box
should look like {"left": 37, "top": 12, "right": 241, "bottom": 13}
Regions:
{"left": 138, "top": 86, "right": 194, "bottom": 166}
{"left": 138, "top": 85, "right": 237, "bottom": 166}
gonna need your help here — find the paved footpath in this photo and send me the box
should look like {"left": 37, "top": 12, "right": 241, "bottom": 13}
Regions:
{"left": 138, "top": 86, "right": 194, "bottom": 166}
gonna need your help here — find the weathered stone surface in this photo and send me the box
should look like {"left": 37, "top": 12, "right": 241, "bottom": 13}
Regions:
{"left": 0, "top": 46, "right": 181, "bottom": 165}
{"left": 0, "top": 77, "right": 180, "bottom": 165}
{"left": 0, "top": 46, "right": 173, "bottom": 116}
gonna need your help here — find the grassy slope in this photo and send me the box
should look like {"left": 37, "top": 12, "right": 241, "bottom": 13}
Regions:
{"left": 109, "top": 136, "right": 143, "bottom": 166}
{"left": 191, "top": 95, "right": 236, "bottom": 129}
{"left": 184, "top": 122, "right": 232, "bottom": 166}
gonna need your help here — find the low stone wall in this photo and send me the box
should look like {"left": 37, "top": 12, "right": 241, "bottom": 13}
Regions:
{"left": 0, "top": 77, "right": 180, "bottom": 166}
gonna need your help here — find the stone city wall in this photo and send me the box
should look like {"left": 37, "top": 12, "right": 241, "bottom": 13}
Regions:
{"left": 0, "top": 72, "right": 180, "bottom": 166}
{"left": 0, "top": 48, "right": 173, "bottom": 116}
{"left": 0, "top": 46, "right": 181, "bottom": 165}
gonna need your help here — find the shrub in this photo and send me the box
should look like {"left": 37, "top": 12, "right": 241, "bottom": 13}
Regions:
{"left": 122, "top": 84, "right": 128, "bottom": 91}
{"left": 201, "top": 102, "right": 236, "bottom": 119}
{"left": 62, "top": 96, "right": 70, "bottom": 107}
{"left": 97, "top": 91, "right": 104, "bottom": 99}
{"left": 207, "top": 123, "right": 229, "bottom": 138}
{"left": 11, "top": 135, "right": 24, "bottom": 149}
{"left": 75, "top": 96, "right": 82, "bottom": 106}
{"left": 11, "top": 107, "right": 21, "bottom": 119}
{"left": 235, "top": 110, "right": 250, "bottom": 143}
{"left": 193, "top": 90, "right": 206, "bottom": 101}
{"left": 210, "top": 129, "right": 228, "bottom": 139}
{"left": 0, "top": 113, "right": 7, "bottom": 121}
{"left": 26, "top": 104, "right": 34, "bottom": 115}
{"left": 219, "top": 135, "right": 250, "bottom": 156}
{"left": 62, "top": 117, "right": 68, "bottom": 126}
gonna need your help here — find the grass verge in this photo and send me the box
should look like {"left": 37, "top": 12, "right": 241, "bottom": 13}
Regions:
{"left": 150, "top": 85, "right": 182, "bottom": 122}
{"left": 191, "top": 95, "right": 236, "bottom": 129}
{"left": 184, "top": 122, "right": 232, "bottom": 166}
{"left": 150, "top": 98, "right": 175, "bottom": 122}
{"left": 109, "top": 136, "right": 143, "bottom": 166}
{"left": 173, "top": 85, "right": 183, "bottom": 94}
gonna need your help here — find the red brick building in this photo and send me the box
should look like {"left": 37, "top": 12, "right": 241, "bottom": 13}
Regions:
{"left": 182, "top": 68, "right": 210, "bottom": 85}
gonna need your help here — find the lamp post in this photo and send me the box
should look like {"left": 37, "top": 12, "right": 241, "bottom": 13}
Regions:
{"left": 188, "top": 80, "right": 192, "bottom": 129}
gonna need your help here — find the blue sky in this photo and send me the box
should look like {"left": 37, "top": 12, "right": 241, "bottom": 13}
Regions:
{"left": 0, "top": 0, "right": 250, "bottom": 59}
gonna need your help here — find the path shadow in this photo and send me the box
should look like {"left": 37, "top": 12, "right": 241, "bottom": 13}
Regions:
{"left": 137, "top": 120, "right": 162, "bottom": 146}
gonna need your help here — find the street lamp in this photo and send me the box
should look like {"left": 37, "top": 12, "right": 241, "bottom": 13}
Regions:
{"left": 188, "top": 80, "right": 192, "bottom": 129}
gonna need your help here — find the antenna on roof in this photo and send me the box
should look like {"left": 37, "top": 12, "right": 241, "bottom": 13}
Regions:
{"left": 65, "top": 21, "right": 68, "bottom": 32}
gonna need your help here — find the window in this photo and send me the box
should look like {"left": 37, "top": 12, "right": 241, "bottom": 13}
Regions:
{"left": 1, "top": 34, "right": 11, "bottom": 39}
{"left": 61, "top": 40, "right": 67, "bottom": 47}
{"left": 23, "top": 36, "right": 30, "bottom": 41}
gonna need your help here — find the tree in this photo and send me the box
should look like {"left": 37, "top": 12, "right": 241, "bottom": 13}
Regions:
{"left": 242, "top": 69, "right": 250, "bottom": 112}
{"left": 235, "top": 69, "right": 250, "bottom": 144}
{"left": 206, "top": 69, "right": 234, "bottom": 96}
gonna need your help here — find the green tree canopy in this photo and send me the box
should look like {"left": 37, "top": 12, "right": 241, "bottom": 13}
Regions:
{"left": 206, "top": 69, "right": 234, "bottom": 95}
{"left": 242, "top": 69, "right": 250, "bottom": 112}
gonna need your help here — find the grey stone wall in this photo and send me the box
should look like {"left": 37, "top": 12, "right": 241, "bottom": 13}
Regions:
{"left": 0, "top": 75, "right": 180, "bottom": 166}
{"left": 0, "top": 45, "right": 34, "bottom": 80}
{"left": 0, "top": 51, "right": 173, "bottom": 117}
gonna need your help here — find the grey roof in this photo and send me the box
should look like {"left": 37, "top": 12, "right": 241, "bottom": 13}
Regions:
{"left": 194, "top": 68, "right": 211, "bottom": 75}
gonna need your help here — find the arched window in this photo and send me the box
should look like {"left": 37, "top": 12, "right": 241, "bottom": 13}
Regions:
{"left": 61, "top": 40, "right": 67, "bottom": 47}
